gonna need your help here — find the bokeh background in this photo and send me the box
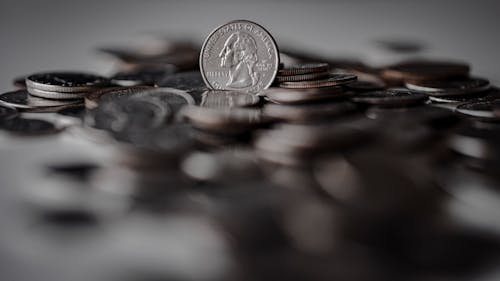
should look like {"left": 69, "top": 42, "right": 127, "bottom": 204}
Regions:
{"left": 1, "top": 0, "right": 500, "bottom": 92}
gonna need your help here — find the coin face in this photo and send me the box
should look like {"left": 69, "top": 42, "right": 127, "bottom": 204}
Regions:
{"left": 200, "top": 20, "right": 280, "bottom": 94}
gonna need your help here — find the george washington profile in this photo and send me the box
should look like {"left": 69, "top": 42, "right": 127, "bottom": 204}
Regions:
{"left": 218, "top": 31, "right": 259, "bottom": 88}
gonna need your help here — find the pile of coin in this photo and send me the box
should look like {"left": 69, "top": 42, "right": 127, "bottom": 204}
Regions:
{"left": 0, "top": 19, "right": 500, "bottom": 281}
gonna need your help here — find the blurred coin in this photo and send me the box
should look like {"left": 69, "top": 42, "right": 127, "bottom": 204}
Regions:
{"left": 345, "top": 79, "right": 386, "bottom": 92}
{"left": 278, "top": 62, "right": 329, "bottom": 76}
{"left": 351, "top": 88, "right": 428, "bottom": 106}
{"left": 89, "top": 98, "right": 170, "bottom": 133}
{"left": 448, "top": 125, "right": 500, "bottom": 160}
{"left": 0, "top": 90, "right": 82, "bottom": 112}
{"left": 182, "top": 105, "right": 268, "bottom": 133}
{"left": 279, "top": 74, "right": 357, "bottom": 89}
{"left": 264, "top": 87, "right": 348, "bottom": 104}
{"left": 110, "top": 68, "right": 174, "bottom": 86}
{"left": 13, "top": 76, "right": 27, "bottom": 89}
{"left": 131, "top": 88, "right": 195, "bottom": 114}
{"left": 56, "top": 105, "right": 86, "bottom": 119}
{"left": 85, "top": 86, "right": 153, "bottom": 109}
{"left": 27, "top": 87, "right": 89, "bottom": 100}
{"left": 275, "top": 71, "right": 330, "bottom": 82}
{"left": 0, "top": 117, "right": 61, "bottom": 135}
{"left": 456, "top": 101, "right": 500, "bottom": 121}
{"left": 156, "top": 71, "right": 207, "bottom": 94}
{"left": 200, "top": 20, "right": 280, "bottom": 94}
{"left": 263, "top": 101, "right": 358, "bottom": 123}
{"left": 200, "top": 90, "right": 260, "bottom": 108}
{"left": 26, "top": 72, "right": 109, "bottom": 92}
{"left": 382, "top": 59, "right": 470, "bottom": 82}
{"left": 0, "top": 105, "right": 18, "bottom": 120}
{"left": 406, "top": 77, "right": 490, "bottom": 97}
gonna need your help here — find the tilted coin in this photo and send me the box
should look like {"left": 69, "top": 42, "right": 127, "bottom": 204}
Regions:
{"left": 27, "top": 87, "right": 89, "bottom": 100}
{"left": 200, "top": 20, "right": 280, "bottom": 94}
{"left": 455, "top": 101, "right": 500, "bottom": 121}
{"left": 0, "top": 117, "right": 61, "bottom": 135}
{"left": 275, "top": 71, "right": 330, "bottom": 82}
{"left": 26, "top": 72, "right": 109, "bottom": 92}
{"left": 85, "top": 86, "right": 154, "bottom": 109}
{"left": 278, "top": 62, "right": 329, "bottom": 76}
{"left": 0, "top": 90, "right": 82, "bottom": 112}
{"left": 381, "top": 59, "right": 470, "bottom": 82}
{"left": 279, "top": 74, "right": 357, "bottom": 89}
{"left": 264, "top": 87, "right": 348, "bottom": 104}
{"left": 405, "top": 78, "right": 490, "bottom": 97}
{"left": 263, "top": 101, "right": 358, "bottom": 123}
{"left": 0, "top": 105, "right": 18, "bottom": 120}
{"left": 200, "top": 90, "right": 260, "bottom": 108}
{"left": 351, "top": 88, "right": 428, "bottom": 106}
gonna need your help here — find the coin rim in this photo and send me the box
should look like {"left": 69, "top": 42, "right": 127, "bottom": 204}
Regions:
{"left": 26, "top": 72, "right": 109, "bottom": 93}
{"left": 199, "top": 19, "right": 280, "bottom": 94}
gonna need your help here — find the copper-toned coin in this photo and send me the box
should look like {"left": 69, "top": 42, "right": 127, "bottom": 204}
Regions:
{"left": 13, "top": 76, "right": 27, "bottom": 89}
{"left": 351, "top": 88, "right": 428, "bottom": 106}
{"left": 275, "top": 71, "right": 330, "bottom": 82}
{"left": 381, "top": 59, "right": 470, "bottom": 82}
{"left": 278, "top": 63, "right": 329, "bottom": 76}
{"left": 405, "top": 77, "right": 490, "bottom": 97}
{"left": 264, "top": 87, "right": 348, "bottom": 104}
{"left": 279, "top": 74, "right": 357, "bottom": 89}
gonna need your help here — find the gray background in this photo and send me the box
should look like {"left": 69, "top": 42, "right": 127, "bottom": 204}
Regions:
{"left": 1, "top": 0, "right": 499, "bottom": 91}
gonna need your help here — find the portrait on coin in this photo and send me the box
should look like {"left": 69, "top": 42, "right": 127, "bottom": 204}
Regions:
{"left": 219, "top": 31, "right": 259, "bottom": 88}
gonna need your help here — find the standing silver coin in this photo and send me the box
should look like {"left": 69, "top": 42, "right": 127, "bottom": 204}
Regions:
{"left": 200, "top": 20, "right": 280, "bottom": 94}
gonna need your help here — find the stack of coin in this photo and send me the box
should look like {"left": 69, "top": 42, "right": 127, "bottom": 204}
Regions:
{"left": 274, "top": 62, "right": 330, "bottom": 84}
{"left": 25, "top": 72, "right": 110, "bottom": 100}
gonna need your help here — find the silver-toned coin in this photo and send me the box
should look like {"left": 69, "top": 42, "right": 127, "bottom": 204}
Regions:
{"left": 131, "top": 88, "right": 195, "bottom": 114}
{"left": 27, "top": 87, "right": 89, "bottom": 100}
{"left": 26, "top": 72, "right": 109, "bottom": 93}
{"left": 0, "top": 90, "right": 83, "bottom": 112}
{"left": 405, "top": 78, "right": 490, "bottom": 97}
{"left": 89, "top": 98, "right": 171, "bottom": 133}
{"left": 85, "top": 86, "right": 153, "bottom": 109}
{"left": 199, "top": 90, "right": 260, "bottom": 108}
{"left": 455, "top": 101, "right": 500, "bottom": 120}
{"left": 351, "top": 88, "right": 428, "bottom": 106}
{"left": 200, "top": 20, "right": 280, "bottom": 94}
